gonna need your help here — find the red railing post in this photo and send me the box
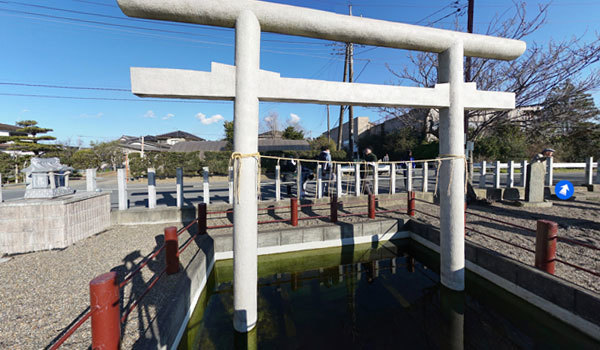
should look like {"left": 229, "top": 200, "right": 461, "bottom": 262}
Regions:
{"left": 164, "top": 226, "right": 180, "bottom": 274}
{"left": 535, "top": 220, "right": 558, "bottom": 274}
{"left": 330, "top": 195, "right": 338, "bottom": 223}
{"left": 197, "top": 203, "right": 207, "bottom": 235}
{"left": 90, "top": 272, "right": 120, "bottom": 350}
{"left": 368, "top": 194, "right": 376, "bottom": 219}
{"left": 407, "top": 191, "right": 415, "bottom": 217}
{"left": 291, "top": 197, "right": 298, "bottom": 226}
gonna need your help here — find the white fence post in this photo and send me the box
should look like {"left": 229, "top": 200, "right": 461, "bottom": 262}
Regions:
{"left": 336, "top": 164, "right": 343, "bottom": 196}
{"left": 275, "top": 165, "right": 281, "bottom": 201}
{"left": 507, "top": 160, "right": 514, "bottom": 188}
{"left": 390, "top": 163, "right": 396, "bottom": 194}
{"left": 494, "top": 161, "right": 501, "bottom": 189}
{"left": 354, "top": 163, "right": 361, "bottom": 196}
{"left": 0, "top": 173, "right": 3, "bottom": 203}
{"left": 546, "top": 157, "right": 554, "bottom": 186}
{"left": 203, "top": 167, "right": 210, "bottom": 204}
{"left": 407, "top": 162, "right": 413, "bottom": 192}
{"left": 86, "top": 168, "right": 96, "bottom": 192}
{"left": 296, "top": 161, "right": 302, "bottom": 198}
{"left": 585, "top": 157, "right": 593, "bottom": 186}
{"left": 228, "top": 166, "right": 234, "bottom": 204}
{"left": 373, "top": 163, "right": 379, "bottom": 195}
{"left": 479, "top": 160, "right": 486, "bottom": 188}
{"left": 316, "top": 164, "right": 322, "bottom": 199}
{"left": 596, "top": 161, "right": 600, "bottom": 185}
{"left": 520, "top": 160, "right": 527, "bottom": 187}
{"left": 422, "top": 161, "right": 428, "bottom": 193}
{"left": 176, "top": 167, "right": 183, "bottom": 208}
{"left": 117, "top": 168, "right": 128, "bottom": 210}
{"left": 148, "top": 168, "right": 156, "bottom": 209}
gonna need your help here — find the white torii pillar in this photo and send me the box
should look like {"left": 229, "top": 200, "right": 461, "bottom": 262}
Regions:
{"left": 438, "top": 42, "right": 465, "bottom": 291}
{"left": 232, "top": 10, "right": 260, "bottom": 332}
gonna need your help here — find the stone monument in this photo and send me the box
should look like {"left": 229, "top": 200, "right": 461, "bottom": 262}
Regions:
{"left": 22, "top": 157, "right": 75, "bottom": 199}
{"left": 524, "top": 161, "right": 552, "bottom": 207}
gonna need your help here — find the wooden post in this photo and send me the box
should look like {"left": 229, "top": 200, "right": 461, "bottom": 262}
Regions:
{"left": 164, "top": 226, "right": 179, "bottom": 274}
{"left": 90, "top": 272, "right": 121, "bottom": 350}
{"left": 535, "top": 220, "right": 557, "bottom": 274}
{"left": 290, "top": 197, "right": 298, "bottom": 226}
{"left": 197, "top": 203, "right": 207, "bottom": 235}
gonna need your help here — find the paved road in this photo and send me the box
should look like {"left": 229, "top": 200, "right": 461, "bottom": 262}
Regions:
{"left": 1, "top": 171, "right": 589, "bottom": 208}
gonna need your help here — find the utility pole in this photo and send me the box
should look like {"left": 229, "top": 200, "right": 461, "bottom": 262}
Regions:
{"left": 348, "top": 4, "right": 355, "bottom": 160}
{"left": 336, "top": 45, "right": 349, "bottom": 150}
{"left": 326, "top": 104, "right": 331, "bottom": 142}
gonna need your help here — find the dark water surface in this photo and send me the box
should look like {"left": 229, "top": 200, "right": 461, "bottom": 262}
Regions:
{"left": 179, "top": 240, "right": 598, "bottom": 349}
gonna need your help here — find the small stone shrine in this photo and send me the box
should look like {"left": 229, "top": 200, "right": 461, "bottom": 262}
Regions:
{"left": 22, "top": 157, "right": 75, "bottom": 199}
{"left": 524, "top": 161, "right": 552, "bottom": 207}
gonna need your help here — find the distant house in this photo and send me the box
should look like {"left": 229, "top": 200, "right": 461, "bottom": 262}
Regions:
{"left": 117, "top": 135, "right": 170, "bottom": 156}
{"left": 0, "top": 123, "right": 34, "bottom": 156}
{"left": 170, "top": 139, "right": 310, "bottom": 158}
{"left": 155, "top": 131, "right": 205, "bottom": 145}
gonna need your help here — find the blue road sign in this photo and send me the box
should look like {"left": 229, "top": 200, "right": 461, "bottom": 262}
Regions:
{"left": 555, "top": 180, "right": 574, "bottom": 200}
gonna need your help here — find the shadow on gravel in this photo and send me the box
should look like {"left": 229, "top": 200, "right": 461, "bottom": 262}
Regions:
{"left": 470, "top": 220, "right": 536, "bottom": 238}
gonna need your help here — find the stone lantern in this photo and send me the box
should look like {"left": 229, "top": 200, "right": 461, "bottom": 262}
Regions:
{"left": 22, "top": 157, "right": 75, "bottom": 199}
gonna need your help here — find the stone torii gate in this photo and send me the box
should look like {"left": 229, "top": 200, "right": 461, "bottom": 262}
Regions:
{"left": 118, "top": 0, "right": 525, "bottom": 333}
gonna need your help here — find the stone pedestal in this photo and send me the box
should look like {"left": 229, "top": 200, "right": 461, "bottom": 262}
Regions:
{"left": 524, "top": 162, "right": 552, "bottom": 207}
{"left": 0, "top": 192, "right": 111, "bottom": 255}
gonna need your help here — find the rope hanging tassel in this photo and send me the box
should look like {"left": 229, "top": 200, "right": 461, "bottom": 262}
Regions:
{"left": 433, "top": 154, "right": 468, "bottom": 197}
{"left": 229, "top": 152, "right": 261, "bottom": 204}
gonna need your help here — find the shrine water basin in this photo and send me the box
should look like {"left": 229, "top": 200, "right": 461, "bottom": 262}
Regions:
{"left": 178, "top": 239, "right": 599, "bottom": 349}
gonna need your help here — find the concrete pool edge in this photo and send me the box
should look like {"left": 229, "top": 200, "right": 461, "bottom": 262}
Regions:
{"left": 140, "top": 216, "right": 600, "bottom": 348}
{"left": 408, "top": 219, "right": 600, "bottom": 342}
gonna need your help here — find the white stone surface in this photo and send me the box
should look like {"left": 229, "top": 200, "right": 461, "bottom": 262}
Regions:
{"left": 521, "top": 160, "right": 528, "bottom": 187}
{"left": 354, "top": 163, "right": 361, "bottom": 196}
{"left": 117, "top": 168, "right": 128, "bottom": 210}
{"left": 437, "top": 41, "right": 465, "bottom": 291}
{"left": 86, "top": 168, "right": 97, "bottom": 192}
{"left": 148, "top": 168, "right": 156, "bottom": 209}
{"left": 422, "top": 162, "right": 428, "bottom": 192}
{"left": 275, "top": 165, "right": 281, "bottom": 201}
{"left": 117, "top": 0, "right": 525, "bottom": 59}
{"left": 232, "top": 10, "right": 260, "bottom": 333}
{"left": 586, "top": 157, "right": 593, "bottom": 185}
{"left": 494, "top": 161, "right": 501, "bottom": 189}
{"left": 203, "top": 167, "right": 210, "bottom": 204}
{"left": 508, "top": 160, "right": 514, "bottom": 188}
{"left": 479, "top": 160, "right": 487, "bottom": 189}
{"left": 546, "top": 157, "right": 554, "bottom": 186}
{"left": 390, "top": 163, "right": 396, "bottom": 194}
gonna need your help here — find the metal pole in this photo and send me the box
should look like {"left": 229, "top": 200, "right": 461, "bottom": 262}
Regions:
{"left": 148, "top": 168, "right": 156, "bottom": 209}
{"left": 203, "top": 166, "right": 210, "bottom": 204}
{"left": 438, "top": 41, "right": 465, "bottom": 291}
{"left": 90, "top": 272, "right": 120, "bottom": 349}
{"left": 232, "top": 10, "right": 260, "bottom": 333}
{"left": 535, "top": 220, "right": 557, "bottom": 274}
{"left": 164, "top": 226, "right": 180, "bottom": 274}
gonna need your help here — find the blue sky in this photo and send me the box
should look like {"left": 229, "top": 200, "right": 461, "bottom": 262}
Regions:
{"left": 0, "top": 0, "right": 599, "bottom": 146}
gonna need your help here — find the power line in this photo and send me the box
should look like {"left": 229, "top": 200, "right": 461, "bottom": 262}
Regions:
{"left": 0, "top": 81, "right": 129, "bottom": 91}
{"left": 0, "top": 92, "right": 231, "bottom": 103}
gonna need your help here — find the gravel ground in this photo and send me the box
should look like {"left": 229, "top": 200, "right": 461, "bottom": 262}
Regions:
{"left": 413, "top": 193, "right": 600, "bottom": 294}
{"left": 2, "top": 192, "right": 598, "bottom": 349}
{"left": 0, "top": 199, "right": 401, "bottom": 350}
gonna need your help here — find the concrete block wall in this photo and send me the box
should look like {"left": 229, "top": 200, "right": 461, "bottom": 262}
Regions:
{"left": 407, "top": 219, "right": 600, "bottom": 339}
{"left": 0, "top": 193, "right": 110, "bottom": 255}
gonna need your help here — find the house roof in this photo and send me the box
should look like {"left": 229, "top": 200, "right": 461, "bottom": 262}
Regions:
{"left": 169, "top": 139, "right": 310, "bottom": 153}
{"left": 155, "top": 130, "right": 205, "bottom": 141}
{"left": 0, "top": 123, "right": 20, "bottom": 132}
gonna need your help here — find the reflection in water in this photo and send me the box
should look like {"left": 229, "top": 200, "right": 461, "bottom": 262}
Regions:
{"left": 440, "top": 287, "right": 465, "bottom": 350}
{"left": 181, "top": 242, "right": 600, "bottom": 349}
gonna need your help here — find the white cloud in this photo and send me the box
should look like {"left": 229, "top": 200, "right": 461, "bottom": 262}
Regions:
{"left": 196, "top": 112, "right": 224, "bottom": 125}
{"left": 21, "top": 109, "right": 30, "bottom": 114}
{"left": 288, "top": 113, "right": 300, "bottom": 124}
{"left": 162, "top": 113, "right": 175, "bottom": 120}
{"left": 143, "top": 110, "right": 156, "bottom": 118}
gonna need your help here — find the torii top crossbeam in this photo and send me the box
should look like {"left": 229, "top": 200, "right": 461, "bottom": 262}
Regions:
{"left": 117, "top": 0, "right": 525, "bottom": 60}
